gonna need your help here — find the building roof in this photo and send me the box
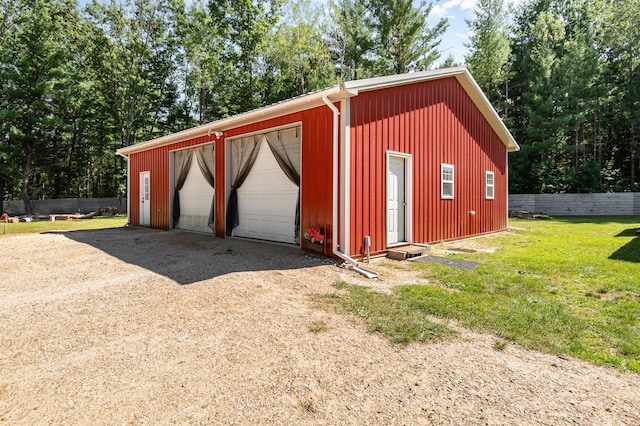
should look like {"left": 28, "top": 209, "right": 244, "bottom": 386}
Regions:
{"left": 116, "top": 67, "right": 519, "bottom": 156}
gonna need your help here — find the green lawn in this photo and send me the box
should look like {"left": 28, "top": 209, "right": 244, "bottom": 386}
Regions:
{"left": 328, "top": 216, "right": 640, "bottom": 373}
{"left": 0, "top": 215, "right": 128, "bottom": 235}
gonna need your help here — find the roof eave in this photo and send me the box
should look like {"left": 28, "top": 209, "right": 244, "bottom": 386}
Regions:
{"left": 452, "top": 72, "right": 520, "bottom": 152}
{"left": 116, "top": 67, "right": 519, "bottom": 156}
{"left": 343, "top": 67, "right": 468, "bottom": 92}
{"left": 116, "top": 85, "right": 351, "bottom": 156}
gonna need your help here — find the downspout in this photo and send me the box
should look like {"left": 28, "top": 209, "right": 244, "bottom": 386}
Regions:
{"left": 506, "top": 151, "right": 510, "bottom": 228}
{"left": 117, "top": 152, "right": 131, "bottom": 226}
{"left": 322, "top": 94, "right": 378, "bottom": 279}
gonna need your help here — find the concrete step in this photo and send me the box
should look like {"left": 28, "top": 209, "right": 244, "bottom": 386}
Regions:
{"left": 388, "top": 245, "right": 429, "bottom": 260}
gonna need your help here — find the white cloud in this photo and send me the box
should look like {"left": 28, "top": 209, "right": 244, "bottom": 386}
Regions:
{"left": 430, "top": 0, "right": 477, "bottom": 21}
{"left": 441, "top": 0, "right": 477, "bottom": 12}
{"left": 460, "top": 0, "right": 477, "bottom": 10}
{"left": 430, "top": 4, "right": 447, "bottom": 19}
{"left": 455, "top": 31, "right": 472, "bottom": 41}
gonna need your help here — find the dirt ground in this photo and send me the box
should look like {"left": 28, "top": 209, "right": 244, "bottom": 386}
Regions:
{"left": 1, "top": 227, "right": 639, "bottom": 425}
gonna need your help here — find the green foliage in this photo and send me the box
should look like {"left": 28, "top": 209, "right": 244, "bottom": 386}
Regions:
{"left": 368, "top": 0, "right": 448, "bottom": 74}
{"left": 328, "top": 217, "right": 640, "bottom": 373}
{"left": 328, "top": 0, "right": 374, "bottom": 81}
{"left": 263, "top": 0, "right": 334, "bottom": 102}
{"left": 1, "top": 0, "right": 639, "bottom": 202}
{"left": 327, "top": 280, "right": 455, "bottom": 344}
{"left": 437, "top": 54, "right": 462, "bottom": 69}
{"left": 0, "top": 215, "right": 127, "bottom": 235}
{"left": 503, "top": 0, "right": 640, "bottom": 193}
{"left": 464, "top": 0, "right": 510, "bottom": 109}
{"left": 0, "top": 0, "right": 78, "bottom": 213}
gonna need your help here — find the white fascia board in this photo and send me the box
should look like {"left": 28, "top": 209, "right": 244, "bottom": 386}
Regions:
{"left": 453, "top": 71, "right": 520, "bottom": 153}
{"left": 116, "top": 85, "right": 351, "bottom": 156}
{"left": 343, "top": 67, "right": 468, "bottom": 92}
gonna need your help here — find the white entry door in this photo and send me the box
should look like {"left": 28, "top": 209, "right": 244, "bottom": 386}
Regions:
{"left": 140, "top": 171, "right": 150, "bottom": 226}
{"left": 387, "top": 154, "right": 410, "bottom": 245}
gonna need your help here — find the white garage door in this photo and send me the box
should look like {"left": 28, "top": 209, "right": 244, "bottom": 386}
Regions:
{"left": 176, "top": 151, "right": 214, "bottom": 233}
{"left": 232, "top": 135, "right": 299, "bottom": 244}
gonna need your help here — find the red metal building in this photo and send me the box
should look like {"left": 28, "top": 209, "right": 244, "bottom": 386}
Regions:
{"left": 117, "top": 68, "right": 519, "bottom": 261}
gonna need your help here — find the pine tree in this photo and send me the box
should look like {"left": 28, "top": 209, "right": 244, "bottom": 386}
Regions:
{"left": 262, "top": 0, "right": 334, "bottom": 101}
{"left": 464, "top": 0, "right": 510, "bottom": 110}
{"left": 329, "top": 0, "right": 374, "bottom": 81}
{"left": 209, "top": 0, "right": 281, "bottom": 113}
{"left": 368, "top": 0, "right": 448, "bottom": 74}
{"left": 0, "top": 0, "right": 76, "bottom": 214}
{"left": 438, "top": 54, "right": 462, "bottom": 69}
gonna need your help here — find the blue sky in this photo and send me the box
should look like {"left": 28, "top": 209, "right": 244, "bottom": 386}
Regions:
{"left": 429, "top": 0, "right": 525, "bottom": 66}
{"left": 429, "top": 0, "right": 479, "bottom": 65}
{"left": 78, "top": 0, "right": 521, "bottom": 68}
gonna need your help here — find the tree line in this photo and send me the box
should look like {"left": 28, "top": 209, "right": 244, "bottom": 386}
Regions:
{"left": 0, "top": 0, "right": 638, "bottom": 214}
{"left": 473, "top": 0, "right": 640, "bottom": 195}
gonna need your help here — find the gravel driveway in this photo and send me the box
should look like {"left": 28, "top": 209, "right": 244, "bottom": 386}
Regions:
{"left": 1, "top": 227, "right": 639, "bottom": 425}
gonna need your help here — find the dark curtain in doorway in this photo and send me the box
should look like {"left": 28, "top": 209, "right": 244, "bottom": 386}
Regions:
{"left": 195, "top": 145, "right": 215, "bottom": 232}
{"left": 172, "top": 149, "right": 193, "bottom": 228}
{"left": 265, "top": 126, "right": 301, "bottom": 243}
{"left": 225, "top": 136, "right": 262, "bottom": 236}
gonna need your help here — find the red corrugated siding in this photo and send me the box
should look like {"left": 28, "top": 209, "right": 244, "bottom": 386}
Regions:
{"left": 349, "top": 77, "right": 508, "bottom": 257}
{"left": 129, "top": 136, "right": 211, "bottom": 230}
{"left": 128, "top": 106, "right": 335, "bottom": 256}
{"left": 218, "top": 106, "right": 335, "bottom": 255}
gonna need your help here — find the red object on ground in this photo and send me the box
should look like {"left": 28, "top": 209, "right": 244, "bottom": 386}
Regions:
{"left": 304, "top": 226, "right": 324, "bottom": 244}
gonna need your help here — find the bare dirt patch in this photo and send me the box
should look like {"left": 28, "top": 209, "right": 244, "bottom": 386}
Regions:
{"left": 1, "top": 228, "right": 639, "bottom": 425}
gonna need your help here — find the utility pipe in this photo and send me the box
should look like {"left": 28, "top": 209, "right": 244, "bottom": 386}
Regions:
{"left": 322, "top": 95, "right": 378, "bottom": 279}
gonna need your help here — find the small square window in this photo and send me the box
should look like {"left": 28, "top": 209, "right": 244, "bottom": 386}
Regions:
{"left": 485, "top": 171, "right": 495, "bottom": 200}
{"left": 441, "top": 164, "right": 454, "bottom": 199}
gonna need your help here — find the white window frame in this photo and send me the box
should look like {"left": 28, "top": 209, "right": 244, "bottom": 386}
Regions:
{"left": 485, "top": 171, "right": 495, "bottom": 200}
{"left": 441, "top": 163, "right": 454, "bottom": 199}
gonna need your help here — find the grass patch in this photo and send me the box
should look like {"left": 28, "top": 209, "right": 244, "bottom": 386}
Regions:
{"left": 299, "top": 398, "right": 317, "bottom": 414}
{"left": 326, "top": 280, "right": 455, "bottom": 344}
{"left": 0, "top": 215, "right": 127, "bottom": 235}
{"left": 329, "top": 216, "right": 640, "bottom": 373}
{"left": 494, "top": 339, "right": 508, "bottom": 351}
{"left": 401, "top": 216, "right": 640, "bottom": 373}
{"left": 308, "top": 320, "right": 329, "bottom": 334}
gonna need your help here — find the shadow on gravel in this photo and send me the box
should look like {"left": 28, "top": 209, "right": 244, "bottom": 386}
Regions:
{"left": 52, "top": 226, "right": 332, "bottom": 285}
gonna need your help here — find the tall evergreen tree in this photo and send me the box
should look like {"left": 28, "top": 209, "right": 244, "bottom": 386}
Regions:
{"left": 209, "top": 0, "right": 281, "bottom": 114}
{"left": 601, "top": 0, "right": 640, "bottom": 191}
{"left": 179, "top": 1, "right": 224, "bottom": 124}
{"left": 464, "top": 0, "right": 510, "bottom": 111}
{"left": 438, "top": 54, "right": 462, "bottom": 69}
{"left": 86, "top": 0, "right": 184, "bottom": 148}
{"left": 507, "top": 0, "right": 634, "bottom": 193}
{"left": 368, "top": 0, "right": 448, "bottom": 74}
{"left": 329, "top": 0, "right": 374, "bottom": 81}
{"left": 0, "top": 0, "right": 20, "bottom": 212}
{"left": 263, "top": 0, "right": 334, "bottom": 101}
{"left": 0, "top": 0, "right": 76, "bottom": 214}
